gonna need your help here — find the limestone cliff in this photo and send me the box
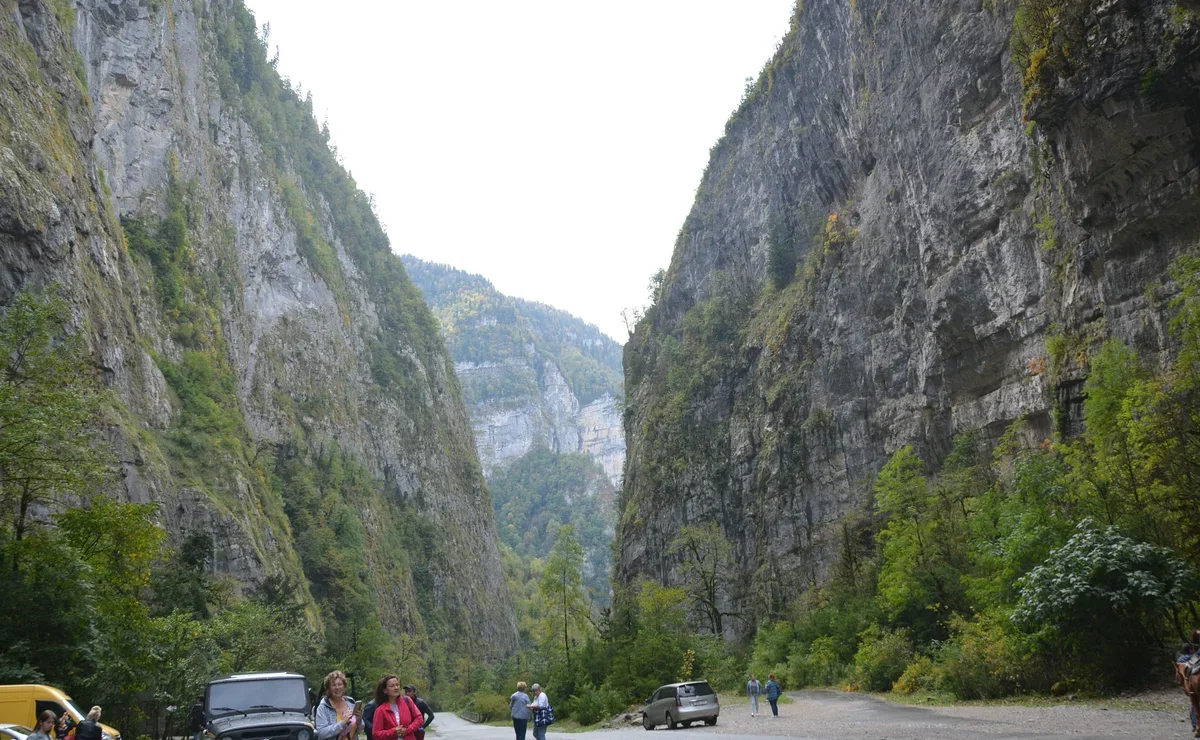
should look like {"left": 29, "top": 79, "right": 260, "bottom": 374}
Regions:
{"left": 1, "top": 0, "right": 516, "bottom": 658}
{"left": 401, "top": 256, "right": 625, "bottom": 485}
{"left": 617, "top": 0, "right": 1200, "bottom": 639}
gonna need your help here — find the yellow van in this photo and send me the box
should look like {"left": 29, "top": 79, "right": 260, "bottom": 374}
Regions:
{"left": 0, "top": 686, "right": 120, "bottom": 740}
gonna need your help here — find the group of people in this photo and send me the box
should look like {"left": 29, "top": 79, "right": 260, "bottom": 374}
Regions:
{"left": 506, "top": 682, "right": 551, "bottom": 740}
{"left": 28, "top": 706, "right": 103, "bottom": 740}
{"left": 314, "top": 671, "right": 433, "bottom": 740}
{"left": 746, "top": 673, "right": 783, "bottom": 718}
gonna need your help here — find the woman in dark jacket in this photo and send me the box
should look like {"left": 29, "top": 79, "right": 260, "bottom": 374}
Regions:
{"left": 75, "top": 708, "right": 102, "bottom": 740}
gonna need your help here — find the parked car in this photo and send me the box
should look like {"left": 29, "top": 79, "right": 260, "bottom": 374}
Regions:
{"left": 199, "top": 672, "right": 314, "bottom": 740}
{"left": 0, "top": 724, "right": 31, "bottom": 740}
{"left": 642, "top": 681, "right": 718, "bottom": 730}
{"left": 0, "top": 686, "right": 119, "bottom": 740}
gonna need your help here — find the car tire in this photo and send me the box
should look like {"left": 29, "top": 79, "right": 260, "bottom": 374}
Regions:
{"left": 643, "top": 714, "right": 653, "bottom": 731}
{"left": 666, "top": 712, "right": 676, "bottom": 730}
{"left": 705, "top": 717, "right": 717, "bottom": 726}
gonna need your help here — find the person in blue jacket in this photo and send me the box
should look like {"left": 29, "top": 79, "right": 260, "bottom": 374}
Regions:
{"left": 764, "top": 674, "right": 782, "bottom": 718}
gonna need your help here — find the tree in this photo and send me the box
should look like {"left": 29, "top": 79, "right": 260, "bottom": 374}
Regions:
{"left": 538, "top": 525, "right": 591, "bottom": 680}
{"left": 1013, "top": 520, "right": 1198, "bottom": 680}
{"left": 0, "top": 289, "right": 111, "bottom": 550}
{"left": 874, "top": 446, "right": 969, "bottom": 639}
{"left": 668, "top": 522, "right": 736, "bottom": 635}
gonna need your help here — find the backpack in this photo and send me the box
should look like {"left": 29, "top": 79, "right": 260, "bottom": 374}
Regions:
{"left": 533, "top": 703, "right": 555, "bottom": 727}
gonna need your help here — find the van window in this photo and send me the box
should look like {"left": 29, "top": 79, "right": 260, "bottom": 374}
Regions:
{"left": 36, "top": 701, "right": 67, "bottom": 719}
{"left": 678, "top": 683, "right": 714, "bottom": 697}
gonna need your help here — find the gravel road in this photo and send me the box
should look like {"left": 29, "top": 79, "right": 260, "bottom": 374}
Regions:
{"left": 429, "top": 689, "right": 1193, "bottom": 739}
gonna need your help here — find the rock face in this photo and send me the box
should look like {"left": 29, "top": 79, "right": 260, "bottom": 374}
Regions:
{"left": 617, "top": 0, "right": 1200, "bottom": 639}
{"left": 1, "top": 0, "right": 516, "bottom": 657}
{"left": 402, "top": 256, "right": 626, "bottom": 485}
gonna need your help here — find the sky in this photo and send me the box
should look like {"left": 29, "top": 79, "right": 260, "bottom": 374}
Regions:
{"left": 241, "top": 0, "right": 796, "bottom": 341}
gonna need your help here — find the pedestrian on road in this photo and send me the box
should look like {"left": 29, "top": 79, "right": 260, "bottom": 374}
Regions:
{"left": 30, "top": 711, "right": 56, "bottom": 740}
{"left": 765, "top": 674, "right": 782, "bottom": 718}
{"left": 509, "top": 681, "right": 531, "bottom": 740}
{"left": 526, "top": 684, "right": 550, "bottom": 740}
{"left": 747, "top": 674, "right": 762, "bottom": 717}
{"left": 75, "top": 708, "right": 102, "bottom": 740}
{"left": 402, "top": 685, "right": 433, "bottom": 740}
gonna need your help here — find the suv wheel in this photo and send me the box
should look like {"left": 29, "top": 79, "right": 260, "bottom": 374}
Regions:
{"left": 666, "top": 712, "right": 677, "bottom": 730}
{"left": 643, "top": 713, "right": 653, "bottom": 731}
{"left": 705, "top": 717, "right": 717, "bottom": 726}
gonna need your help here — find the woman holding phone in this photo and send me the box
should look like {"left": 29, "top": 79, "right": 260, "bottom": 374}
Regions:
{"left": 316, "top": 670, "right": 361, "bottom": 740}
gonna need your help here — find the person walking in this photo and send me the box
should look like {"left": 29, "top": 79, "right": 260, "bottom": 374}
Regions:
{"left": 75, "top": 708, "right": 102, "bottom": 740}
{"left": 509, "top": 682, "right": 531, "bottom": 740}
{"left": 402, "top": 686, "right": 433, "bottom": 740}
{"left": 526, "top": 684, "right": 550, "bottom": 740}
{"left": 765, "top": 674, "right": 782, "bottom": 718}
{"left": 371, "top": 675, "right": 423, "bottom": 740}
{"left": 747, "top": 674, "right": 762, "bottom": 717}
{"left": 30, "top": 711, "right": 56, "bottom": 740}
{"left": 316, "top": 671, "right": 359, "bottom": 740}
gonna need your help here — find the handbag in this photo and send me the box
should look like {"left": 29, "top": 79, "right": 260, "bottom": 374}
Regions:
{"left": 534, "top": 704, "right": 555, "bottom": 727}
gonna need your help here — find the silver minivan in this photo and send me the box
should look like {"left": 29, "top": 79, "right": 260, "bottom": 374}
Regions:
{"left": 642, "top": 681, "right": 719, "bottom": 730}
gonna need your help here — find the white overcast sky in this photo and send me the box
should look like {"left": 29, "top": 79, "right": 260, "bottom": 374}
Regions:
{"left": 241, "top": 1, "right": 795, "bottom": 340}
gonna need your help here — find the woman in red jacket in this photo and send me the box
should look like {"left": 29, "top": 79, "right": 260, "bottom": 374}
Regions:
{"left": 372, "top": 675, "right": 424, "bottom": 740}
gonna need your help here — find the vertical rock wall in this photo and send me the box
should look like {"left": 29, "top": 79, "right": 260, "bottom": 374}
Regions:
{"left": 1, "top": 0, "right": 516, "bottom": 657}
{"left": 618, "top": 0, "right": 1200, "bottom": 639}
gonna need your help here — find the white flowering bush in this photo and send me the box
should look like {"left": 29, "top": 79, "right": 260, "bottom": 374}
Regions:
{"left": 1012, "top": 520, "right": 1197, "bottom": 684}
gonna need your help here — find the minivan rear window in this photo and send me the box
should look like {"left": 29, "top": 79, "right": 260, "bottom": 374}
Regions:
{"left": 678, "top": 683, "right": 714, "bottom": 697}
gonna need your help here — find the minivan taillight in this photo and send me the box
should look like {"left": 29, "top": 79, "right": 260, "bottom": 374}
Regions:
{"left": 676, "top": 697, "right": 683, "bottom": 708}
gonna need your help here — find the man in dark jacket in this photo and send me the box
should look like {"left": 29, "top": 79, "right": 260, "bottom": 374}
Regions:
{"left": 361, "top": 699, "right": 376, "bottom": 740}
{"left": 402, "top": 686, "right": 433, "bottom": 740}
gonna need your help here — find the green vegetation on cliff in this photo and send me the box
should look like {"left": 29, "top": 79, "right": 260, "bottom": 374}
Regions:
{"left": 746, "top": 255, "right": 1200, "bottom": 697}
{"left": 490, "top": 448, "right": 614, "bottom": 599}
{"left": 402, "top": 256, "right": 622, "bottom": 406}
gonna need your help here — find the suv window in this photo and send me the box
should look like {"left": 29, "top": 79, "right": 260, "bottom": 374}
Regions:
{"left": 678, "top": 683, "right": 714, "bottom": 697}
{"left": 207, "top": 678, "right": 308, "bottom": 718}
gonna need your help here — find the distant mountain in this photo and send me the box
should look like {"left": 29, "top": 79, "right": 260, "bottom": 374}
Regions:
{"left": 401, "top": 256, "right": 625, "bottom": 484}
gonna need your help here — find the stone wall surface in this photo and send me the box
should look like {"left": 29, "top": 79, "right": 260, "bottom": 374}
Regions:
{"left": 0, "top": 0, "right": 516, "bottom": 657}
{"left": 618, "top": 0, "right": 1200, "bottom": 640}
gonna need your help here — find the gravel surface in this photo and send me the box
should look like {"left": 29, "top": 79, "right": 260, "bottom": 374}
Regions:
{"left": 704, "top": 690, "right": 1191, "bottom": 739}
{"left": 432, "top": 689, "right": 1193, "bottom": 739}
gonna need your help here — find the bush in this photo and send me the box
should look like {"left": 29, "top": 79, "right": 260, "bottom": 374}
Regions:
{"left": 466, "top": 692, "right": 509, "bottom": 721}
{"left": 787, "top": 636, "right": 847, "bottom": 688}
{"left": 568, "top": 683, "right": 626, "bottom": 726}
{"left": 892, "top": 655, "right": 939, "bottom": 695}
{"left": 934, "top": 613, "right": 1039, "bottom": 699}
{"left": 846, "top": 626, "right": 913, "bottom": 692}
{"left": 691, "top": 634, "right": 745, "bottom": 692}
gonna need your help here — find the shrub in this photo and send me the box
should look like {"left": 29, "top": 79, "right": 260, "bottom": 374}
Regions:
{"left": 892, "top": 655, "right": 939, "bottom": 695}
{"left": 934, "top": 613, "right": 1039, "bottom": 699}
{"left": 787, "top": 636, "right": 847, "bottom": 687}
{"left": 846, "top": 626, "right": 913, "bottom": 692}
{"left": 466, "top": 692, "right": 509, "bottom": 721}
{"left": 569, "top": 683, "right": 626, "bottom": 726}
{"left": 691, "top": 634, "right": 745, "bottom": 691}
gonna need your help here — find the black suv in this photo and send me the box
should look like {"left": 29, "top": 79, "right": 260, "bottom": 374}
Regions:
{"left": 201, "top": 672, "right": 315, "bottom": 740}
